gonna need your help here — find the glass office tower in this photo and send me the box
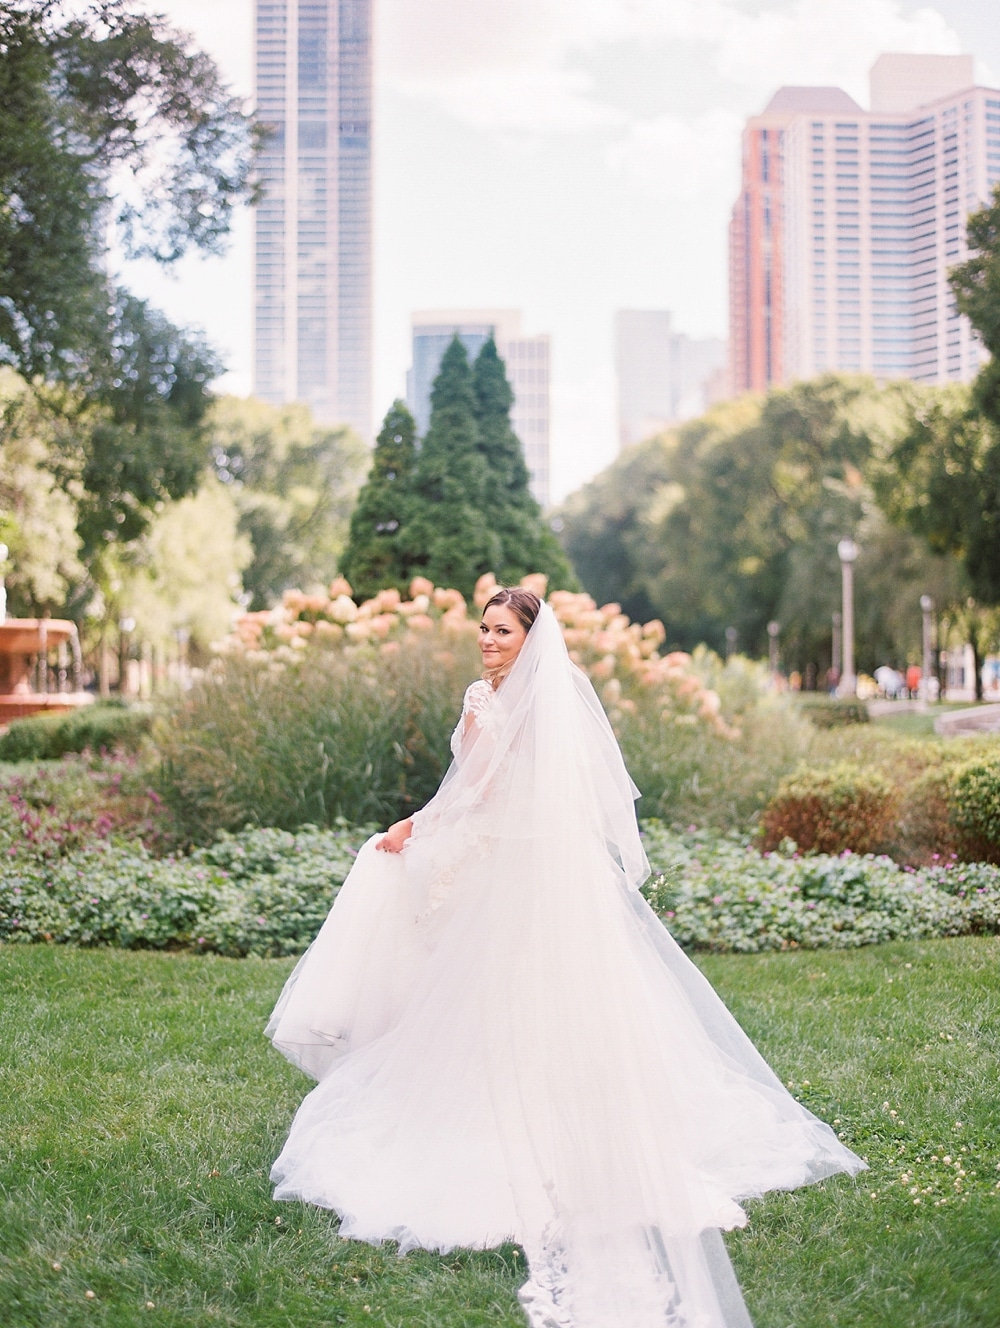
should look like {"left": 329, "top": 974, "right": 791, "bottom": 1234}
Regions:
{"left": 253, "top": 0, "right": 372, "bottom": 438}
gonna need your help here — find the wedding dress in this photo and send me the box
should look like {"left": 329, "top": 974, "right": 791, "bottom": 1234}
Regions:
{"left": 266, "top": 603, "right": 865, "bottom": 1328}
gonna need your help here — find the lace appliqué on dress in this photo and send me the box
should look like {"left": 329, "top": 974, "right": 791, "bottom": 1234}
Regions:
{"left": 449, "top": 678, "right": 499, "bottom": 761}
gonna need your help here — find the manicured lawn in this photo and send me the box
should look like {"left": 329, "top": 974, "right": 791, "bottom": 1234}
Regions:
{"left": 1, "top": 939, "right": 998, "bottom": 1327}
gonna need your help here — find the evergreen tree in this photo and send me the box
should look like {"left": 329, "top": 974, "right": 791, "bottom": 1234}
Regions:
{"left": 472, "top": 337, "right": 575, "bottom": 588}
{"left": 339, "top": 400, "right": 418, "bottom": 601}
{"left": 403, "top": 338, "right": 501, "bottom": 598}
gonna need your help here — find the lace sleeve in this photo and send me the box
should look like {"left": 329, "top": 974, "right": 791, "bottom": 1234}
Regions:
{"left": 450, "top": 679, "right": 496, "bottom": 760}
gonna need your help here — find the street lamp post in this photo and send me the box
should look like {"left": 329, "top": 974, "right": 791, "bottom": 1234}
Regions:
{"left": 837, "top": 538, "right": 858, "bottom": 697}
{"left": 767, "top": 620, "right": 780, "bottom": 678}
{"left": 831, "top": 612, "right": 842, "bottom": 691}
{"left": 919, "top": 594, "right": 934, "bottom": 701}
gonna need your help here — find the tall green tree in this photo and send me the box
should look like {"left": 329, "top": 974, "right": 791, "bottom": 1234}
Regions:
{"left": 872, "top": 387, "right": 1000, "bottom": 696}
{"left": 209, "top": 396, "right": 367, "bottom": 609}
{"left": 472, "top": 337, "right": 574, "bottom": 588}
{"left": 0, "top": 0, "right": 256, "bottom": 385}
{"left": 559, "top": 376, "right": 956, "bottom": 674}
{"left": 950, "top": 186, "right": 1000, "bottom": 425}
{"left": 340, "top": 400, "right": 418, "bottom": 601}
{"left": 0, "top": 0, "right": 256, "bottom": 563}
{"left": 402, "top": 338, "right": 500, "bottom": 597}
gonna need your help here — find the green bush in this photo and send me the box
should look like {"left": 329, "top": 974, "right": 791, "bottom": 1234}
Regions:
{"left": 950, "top": 760, "right": 1000, "bottom": 864}
{"left": 618, "top": 656, "right": 812, "bottom": 828}
{"left": 796, "top": 696, "right": 870, "bottom": 728}
{"left": 640, "top": 824, "right": 1000, "bottom": 952}
{"left": 157, "top": 634, "right": 480, "bottom": 843}
{"left": 5, "top": 819, "right": 998, "bottom": 957}
{"left": 894, "top": 764, "right": 957, "bottom": 865}
{"left": 0, "top": 823, "right": 373, "bottom": 957}
{"left": 0, "top": 703, "right": 152, "bottom": 761}
{"left": 760, "top": 762, "right": 898, "bottom": 854}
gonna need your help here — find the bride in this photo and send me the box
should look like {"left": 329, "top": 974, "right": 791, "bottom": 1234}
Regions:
{"left": 266, "top": 586, "right": 865, "bottom": 1328}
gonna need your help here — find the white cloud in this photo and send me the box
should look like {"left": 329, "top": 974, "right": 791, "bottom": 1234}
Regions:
{"left": 606, "top": 108, "right": 744, "bottom": 201}
{"left": 380, "top": 0, "right": 963, "bottom": 133}
{"left": 709, "top": 0, "right": 962, "bottom": 103}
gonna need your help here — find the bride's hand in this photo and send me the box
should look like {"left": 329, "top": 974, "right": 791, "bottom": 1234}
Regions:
{"left": 376, "top": 818, "right": 413, "bottom": 853}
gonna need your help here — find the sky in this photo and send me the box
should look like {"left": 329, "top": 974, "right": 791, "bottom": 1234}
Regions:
{"left": 124, "top": 0, "right": 1000, "bottom": 502}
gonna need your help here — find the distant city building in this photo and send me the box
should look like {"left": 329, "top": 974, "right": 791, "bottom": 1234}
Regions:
{"left": 252, "top": 0, "right": 372, "bottom": 439}
{"left": 730, "top": 54, "right": 1000, "bottom": 394}
{"left": 407, "top": 310, "right": 551, "bottom": 508}
{"left": 614, "top": 311, "right": 727, "bottom": 451}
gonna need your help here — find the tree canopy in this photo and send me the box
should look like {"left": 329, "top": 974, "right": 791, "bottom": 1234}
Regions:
{"left": 0, "top": 0, "right": 256, "bottom": 384}
{"left": 950, "top": 185, "right": 1000, "bottom": 426}
{"left": 0, "top": 0, "right": 256, "bottom": 569}
{"left": 209, "top": 396, "right": 367, "bottom": 610}
{"left": 558, "top": 376, "right": 961, "bottom": 675}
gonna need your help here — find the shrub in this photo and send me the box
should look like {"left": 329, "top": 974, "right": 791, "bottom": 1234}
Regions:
{"left": 760, "top": 762, "right": 899, "bottom": 854}
{"left": 796, "top": 696, "right": 870, "bottom": 728}
{"left": 0, "top": 704, "right": 152, "bottom": 761}
{"left": 950, "top": 760, "right": 1000, "bottom": 864}
{"left": 0, "top": 823, "right": 373, "bottom": 957}
{"left": 157, "top": 633, "right": 481, "bottom": 843}
{"left": 0, "top": 754, "right": 166, "bottom": 857}
{"left": 640, "top": 824, "right": 1000, "bottom": 953}
{"left": 4, "top": 819, "right": 999, "bottom": 959}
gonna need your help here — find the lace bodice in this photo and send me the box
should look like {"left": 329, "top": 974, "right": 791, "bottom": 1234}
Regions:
{"left": 449, "top": 679, "right": 499, "bottom": 760}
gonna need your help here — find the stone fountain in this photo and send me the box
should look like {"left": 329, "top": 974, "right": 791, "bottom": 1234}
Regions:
{"left": 0, "top": 547, "right": 93, "bottom": 722}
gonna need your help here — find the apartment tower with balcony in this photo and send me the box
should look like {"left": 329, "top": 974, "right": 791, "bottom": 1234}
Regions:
{"left": 730, "top": 54, "right": 1000, "bottom": 394}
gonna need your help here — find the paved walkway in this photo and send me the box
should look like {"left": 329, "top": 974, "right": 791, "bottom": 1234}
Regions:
{"left": 934, "top": 703, "right": 1000, "bottom": 737}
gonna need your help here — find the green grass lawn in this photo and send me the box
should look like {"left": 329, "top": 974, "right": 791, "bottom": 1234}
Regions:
{"left": 869, "top": 702, "right": 976, "bottom": 739}
{"left": 1, "top": 939, "right": 998, "bottom": 1328}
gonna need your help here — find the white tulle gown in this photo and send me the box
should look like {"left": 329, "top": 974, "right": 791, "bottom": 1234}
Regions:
{"left": 266, "top": 604, "right": 865, "bottom": 1328}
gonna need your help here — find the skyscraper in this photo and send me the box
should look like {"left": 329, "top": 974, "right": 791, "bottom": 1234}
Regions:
{"left": 730, "top": 54, "right": 1000, "bottom": 393}
{"left": 407, "top": 311, "right": 552, "bottom": 508}
{"left": 614, "top": 311, "right": 727, "bottom": 451}
{"left": 253, "top": 0, "right": 372, "bottom": 438}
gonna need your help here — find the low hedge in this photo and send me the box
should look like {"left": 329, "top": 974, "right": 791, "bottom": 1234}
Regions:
{"left": 762, "top": 755, "right": 1000, "bottom": 864}
{"left": 0, "top": 703, "right": 153, "bottom": 762}
{"left": 760, "top": 763, "right": 898, "bottom": 855}
{"left": 950, "top": 760, "right": 1000, "bottom": 863}
{"left": 640, "top": 824, "right": 1000, "bottom": 953}
{"left": 796, "top": 697, "right": 870, "bottom": 728}
{"left": 0, "top": 823, "right": 373, "bottom": 957}
{"left": 2, "top": 821, "right": 999, "bottom": 958}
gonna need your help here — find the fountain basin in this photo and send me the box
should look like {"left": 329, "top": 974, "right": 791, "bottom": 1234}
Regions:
{"left": 0, "top": 619, "right": 93, "bottom": 722}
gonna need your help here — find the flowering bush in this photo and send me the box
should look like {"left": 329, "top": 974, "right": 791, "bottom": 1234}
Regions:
{"left": 155, "top": 572, "right": 760, "bottom": 841}
{"left": 222, "top": 571, "right": 735, "bottom": 739}
{"left": 640, "top": 824, "right": 1000, "bottom": 953}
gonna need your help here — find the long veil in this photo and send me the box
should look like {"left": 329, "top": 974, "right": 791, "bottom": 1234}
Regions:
{"left": 407, "top": 600, "right": 651, "bottom": 893}
{"left": 266, "top": 601, "right": 865, "bottom": 1328}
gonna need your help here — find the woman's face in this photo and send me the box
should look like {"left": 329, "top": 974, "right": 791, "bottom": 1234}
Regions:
{"left": 479, "top": 604, "right": 529, "bottom": 672}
